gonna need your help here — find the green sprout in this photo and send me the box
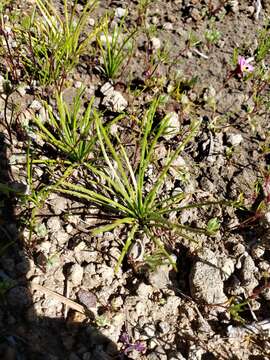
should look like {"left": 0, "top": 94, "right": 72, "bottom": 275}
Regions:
{"left": 204, "top": 20, "right": 221, "bottom": 46}
{"left": 206, "top": 217, "right": 220, "bottom": 235}
{"left": 32, "top": 89, "right": 97, "bottom": 163}
{"left": 97, "top": 14, "right": 136, "bottom": 79}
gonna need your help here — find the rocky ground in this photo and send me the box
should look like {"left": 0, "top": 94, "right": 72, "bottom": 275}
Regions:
{"left": 0, "top": 0, "right": 270, "bottom": 359}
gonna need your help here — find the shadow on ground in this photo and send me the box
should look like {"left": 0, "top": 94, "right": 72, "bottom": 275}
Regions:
{"left": 0, "top": 133, "right": 125, "bottom": 360}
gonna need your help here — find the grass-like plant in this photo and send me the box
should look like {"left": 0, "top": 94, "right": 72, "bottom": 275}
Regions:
{"left": 32, "top": 89, "right": 97, "bottom": 163}
{"left": 255, "top": 21, "right": 270, "bottom": 62}
{"left": 16, "top": 0, "right": 100, "bottom": 89}
{"left": 54, "top": 98, "right": 205, "bottom": 271}
{"left": 96, "top": 14, "right": 136, "bottom": 79}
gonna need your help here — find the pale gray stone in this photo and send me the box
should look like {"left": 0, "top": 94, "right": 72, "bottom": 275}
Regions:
{"left": 115, "top": 7, "right": 127, "bottom": 18}
{"left": 227, "top": 133, "right": 243, "bottom": 146}
{"left": 102, "top": 89, "right": 128, "bottom": 112}
{"left": 70, "top": 263, "right": 84, "bottom": 286}
{"left": 189, "top": 249, "right": 227, "bottom": 305}
{"left": 163, "top": 112, "right": 180, "bottom": 140}
{"left": 47, "top": 216, "right": 62, "bottom": 233}
{"left": 151, "top": 37, "right": 161, "bottom": 50}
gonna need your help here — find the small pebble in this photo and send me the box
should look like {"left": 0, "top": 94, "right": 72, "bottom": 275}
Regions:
{"left": 115, "top": 7, "right": 127, "bottom": 18}
{"left": 151, "top": 37, "right": 161, "bottom": 50}
{"left": 251, "top": 244, "right": 265, "bottom": 258}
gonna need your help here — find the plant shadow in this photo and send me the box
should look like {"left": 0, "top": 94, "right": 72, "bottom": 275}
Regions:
{"left": 0, "top": 132, "right": 126, "bottom": 359}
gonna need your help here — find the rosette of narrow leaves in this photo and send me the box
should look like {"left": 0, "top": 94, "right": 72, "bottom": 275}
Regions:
{"left": 55, "top": 98, "right": 204, "bottom": 271}
{"left": 33, "top": 89, "right": 96, "bottom": 163}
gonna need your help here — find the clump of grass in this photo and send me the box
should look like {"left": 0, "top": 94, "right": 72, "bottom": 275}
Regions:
{"left": 96, "top": 14, "right": 136, "bottom": 79}
{"left": 15, "top": 0, "right": 100, "bottom": 89}
{"left": 255, "top": 20, "right": 270, "bottom": 63}
{"left": 32, "top": 89, "right": 97, "bottom": 163}
{"left": 54, "top": 97, "right": 209, "bottom": 271}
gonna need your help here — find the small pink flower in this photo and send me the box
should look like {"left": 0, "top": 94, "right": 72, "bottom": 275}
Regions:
{"left": 238, "top": 56, "right": 254, "bottom": 74}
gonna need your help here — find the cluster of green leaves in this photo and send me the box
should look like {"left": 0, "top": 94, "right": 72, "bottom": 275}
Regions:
{"left": 228, "top": 297, "right": 249, "bottom": 324}
{"left": 50, "top": 98, "right": 204, "bottom": 271}
{"left": 24, "top": 88, "right": 231, "bottom": 271}
{"left": 0, "top": 1, "right": 229, "bottom": 273}
{"left": 15, "top": 0, "right": 99, "bottom": 88}
{"left": 255, "top": 20, "right": 270, "bottom": 62}
{"left": 204, "top": 18, "right": 222, "bottom": 46}
{"left": 33, "top": 89, "right": 96, "bottom": 162}
{"left": 96, "top": 14, "right": 136, "bottom": 79}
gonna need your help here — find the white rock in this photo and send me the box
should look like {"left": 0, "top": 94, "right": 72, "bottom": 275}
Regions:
{"left": 251, "top": 244, "right": 265, "bottom": 258}
{"left": 189, "top": 249, "right": 227, "bottom": 305}
{"left": 111, "top": 296, "right": 123, "bottom": 309}
{"left": 102, "top": 89, "right": 128, "bottom": 112}
{"left": 100, "top": 82, "right": 114, "bottom": 96}
{"left": 148, "top": 346, "right": 166, "bottom": 360}
{"left": 137, "top": 283, "right": 153, "bottom": 298}
{"left": 88, "top": 18, "right": 95, "bottom": 26}
{"left": 29, "top": 99, "right": 42, "bottom": 112}
{"left": 262, "top": 288, "right": 270, "bottom": 300}
{"left": 47, "top": 216, "right": 62, "bottom": 232}
{"left": 115, "top": 7, "right": 127, "bottom": 18}
{"left": 17, "top": 85, "right": 27, "bottom": 96}
{"left": 110, "top": 123, "right": 119, "bottom": 136}
{"left": 96, "top": 265, "right": 114, "bottom": 285}
{"left": 151, "top": 16, "right": 159, "bottom": 25}
{"left": 66, "top": 224, "right": 73, "bottom": 233}
{"left": 70, "top": 263, "right": 84, "bottom": 286}
{"left": 148, "top": 264, "right": 171, "bottom": 289}
{"left": 241, "top": 255, "right": 259, "bottom": 294}
{"left": 227, "top": 133, "right": 243, "bottom": 146}
{"left": 233, "top": 243, "right": 246, "bottom": 256}
{"left": 49, "top": 195, "right": 68, "bottom": 215}
{"left": 74, "top": 81, "right": 82, "bottom": 89}
{"left": 220, "top": 258, "right": 235, "bottom": 280}
{"left": 101, "top": 312, "right": 125, "bottom": 343}
{"left": 162, "top": 295, "right": 181, "bottom": 316}
{"left": 136, "top": 301, "right": 147, "bottom": 316}
{"left": 163, "top": 22, "right": 173, "bottom": 31}
{"left": 169, "top": 155, "right": 187, "bottom": 179}
{"left": 52, "top": 230, "right": 69, "bottom": 245}
{"left": 264, "top": 211, "right": 270, "bottom": 225}
{"left": 158, "top": 320, "right": 170, "bottom": 334}
{"left": 38, "top": 241, "right": 51, "bottom": 253}
{"left": 163, "top": 112, "right": 180, "bottom": 140}
{"left": 188, "top": 345, "right": 204, "bottom": 360}
{"left": 0, "top": 75, "right": 5, "bottom": 92}
{"left": 151, "top": 37, "right": 161, "bottom": 50}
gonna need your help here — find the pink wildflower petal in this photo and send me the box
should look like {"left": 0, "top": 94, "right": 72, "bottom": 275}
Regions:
{"left": 238, "top": 56, "right": 246, "bottom": 69}
{"left": 237, "top": 55, "right": 254, "bottom": 74}
{"left": 245, "top": 64, "right": 254, "bottom": 72}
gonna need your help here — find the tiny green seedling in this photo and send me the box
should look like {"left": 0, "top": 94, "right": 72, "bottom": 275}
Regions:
{"left": 204, "top": 19, "right": 221, "bottom": 47}
{"left": 206, "top": 217, "right": 220, "bottom": 235}
{"left": 228, "top": 297, "right": 249, "bottom": 324}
